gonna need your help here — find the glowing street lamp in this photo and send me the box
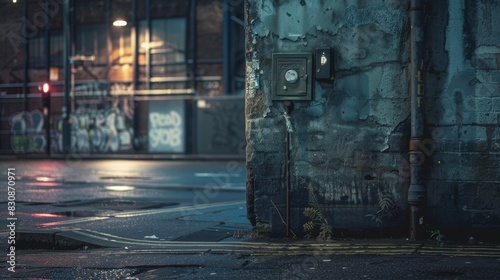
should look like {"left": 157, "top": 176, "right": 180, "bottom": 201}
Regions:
{"left": 113, "top": 20, "right": 127, "bottom": 27}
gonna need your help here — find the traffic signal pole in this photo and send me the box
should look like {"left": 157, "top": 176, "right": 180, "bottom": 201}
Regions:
{"left": 45, "top": 0, "right": 51, "bottom": 156}
{"left": 40, "top": 83, "right": 51, "bottom": 155}
{"left": 45, "top": 96, "right": 51, "bottom": 156}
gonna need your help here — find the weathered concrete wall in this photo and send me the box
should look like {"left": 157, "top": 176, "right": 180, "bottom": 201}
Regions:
{"left": 246, "top": 0, "right": 500, "bottom": 239}
{"left": 424, "top": 0, "right": 500, "bottom": 239}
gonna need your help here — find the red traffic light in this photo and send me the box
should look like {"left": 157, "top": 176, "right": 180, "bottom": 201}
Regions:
{"left": 39, "top": 83, "right": 51, "bottom": 107}
{"left": 41, "top": 83, "right": 50, "bottom": 94}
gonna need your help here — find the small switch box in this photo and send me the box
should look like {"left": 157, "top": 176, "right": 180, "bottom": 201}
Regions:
{"left": 315, "top": 48, "right": 334, "bottom": 81}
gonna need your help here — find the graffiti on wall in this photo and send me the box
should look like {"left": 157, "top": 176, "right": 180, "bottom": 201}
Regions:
{"left": 148, "top": 100, "right": 185, "bottom": 153}
{"left": 9, "top": 110, "right": 46, "bottom": 153}
{"left": 54, "top": 96, "right": 134, "bottom": 153}
{"left": 149, "top": 111, "right": 182, "bottom": 149}
{"left": 110, "top": 83, "right": 134, "bottom": 95}
{"left": 74, "top": 82, "right": 108, "bottom": 97}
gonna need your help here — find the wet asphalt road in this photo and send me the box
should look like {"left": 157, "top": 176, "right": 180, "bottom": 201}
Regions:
{"left": 3, "top": 249, "right": 500, "bottom": 279}
{"left": 0, "top": 159, "right": 247, "bottom": 242}
{"left": 0, "top": 159, "right": 499, "bottom": 279}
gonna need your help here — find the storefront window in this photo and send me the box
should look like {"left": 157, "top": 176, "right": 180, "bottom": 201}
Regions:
{"left": 138, "top": 18, "right": 187, "bottom": 89}
{"left": 75, "top": 25, "right": 107, "bottom": 65}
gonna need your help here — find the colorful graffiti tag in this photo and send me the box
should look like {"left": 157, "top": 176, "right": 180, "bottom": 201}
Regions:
{"left": 54, "top": 97, "right": 134, "bottom": 153}
{"left": 10, "top": 110, "right": 46, "bottom": 153}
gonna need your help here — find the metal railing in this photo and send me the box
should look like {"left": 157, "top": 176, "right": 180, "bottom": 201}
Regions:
{"left": 0, "top": 91, "right": 245, "bottom": 157}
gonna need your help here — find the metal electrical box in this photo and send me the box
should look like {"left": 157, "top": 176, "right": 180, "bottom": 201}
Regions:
{"left": 315, "top": 48, "right": 334, "bottom": 81}
{"left": 272, "top": 53, "right": 312, "bottom": 101}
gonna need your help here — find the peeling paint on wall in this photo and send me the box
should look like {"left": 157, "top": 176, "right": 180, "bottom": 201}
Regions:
{"left": 247, "top": 0, "right": 500, "bottom": 238}
{"left": 245, "top": 54, "right": 260, "bottom": 99}
{"left": 256, "top": 0, "right": 334, "bottom": 41}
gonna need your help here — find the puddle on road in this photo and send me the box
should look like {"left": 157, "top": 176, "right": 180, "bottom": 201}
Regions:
{"left": 39, "top": 211, "right": 99, "bottom": 218}
{"left": 100, "top": 176, "right": 152, "bottom": 180}
{"left": 104, "top": 185, "right": 135, "bottom": 191}
{"left": 34, "top": 199, "right": 179, "bottom": 218}
{"left": 25, "top": 181, "right": 63, "bottom": 187}
{"left": 54, "top": 198, "right": 178, "bottom": 210}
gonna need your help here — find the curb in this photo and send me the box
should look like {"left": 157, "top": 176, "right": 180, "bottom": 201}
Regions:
{"left": 15, "top": 229, "right": 500, "bottom": 258}
{"left": 17, "top": 229, "right": 103, "bottom": 250}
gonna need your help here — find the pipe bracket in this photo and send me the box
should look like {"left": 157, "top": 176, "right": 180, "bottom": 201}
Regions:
{"left": 409, "top": 138, "right": 424, "bottom": 152}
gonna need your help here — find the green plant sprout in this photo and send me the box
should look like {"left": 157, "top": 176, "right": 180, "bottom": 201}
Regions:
{"left": 430, "top": 229, "right": 446, "bottom": 244}
{"left": 303, "top": 207, "right": 333, "bottom": 240}
{"left": 365, "top": 192, "right": 399, "bottom": 225}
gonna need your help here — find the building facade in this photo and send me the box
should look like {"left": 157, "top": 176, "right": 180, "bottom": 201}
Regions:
{"left": 245, "top": 0, "right": 500, "bottom": 240}
{"left": 0, "top": 0, "right": 245, "bottom": 156}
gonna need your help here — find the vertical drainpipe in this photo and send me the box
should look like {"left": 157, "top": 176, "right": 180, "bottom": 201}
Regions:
{"left": 283, "top": 101, "right": 293, "bottom": 238}
{"left": 408, "top": 0, "right": 426, "bottom": 240}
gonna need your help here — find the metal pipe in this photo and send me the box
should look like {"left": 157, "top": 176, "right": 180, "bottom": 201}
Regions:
{"left": 408, "top": 0, "right": 426, "bottom": 240}
{"left": 45, "top": 97, "right": 51, "bottom": 156}
{"left": 283, "top": 100, "right": 293, "bottom": 237}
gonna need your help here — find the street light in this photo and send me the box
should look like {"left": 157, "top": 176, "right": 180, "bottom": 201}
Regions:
{"left": 113, "top": 19, "right": 127, "bottom": 27}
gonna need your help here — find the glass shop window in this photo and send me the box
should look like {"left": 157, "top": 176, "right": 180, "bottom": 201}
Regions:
{"left": 75, "top": 25, "right": 107, "bottom": 65}
{"left": 138, "top": 18, "right": 187, "bottom": 88}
